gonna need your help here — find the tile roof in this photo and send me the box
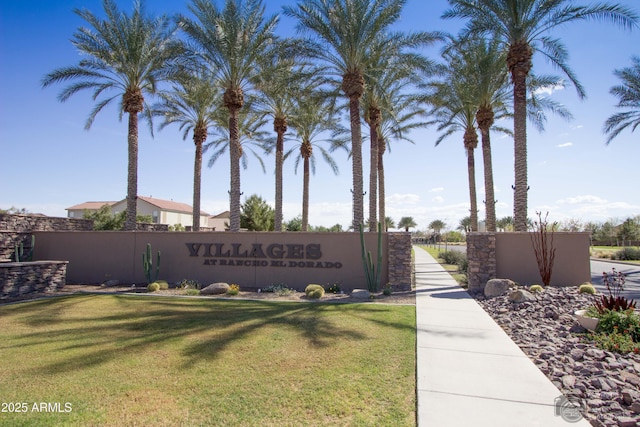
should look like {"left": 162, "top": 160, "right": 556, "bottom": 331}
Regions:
{"left": 66, "top": 201, "right": 116, "bottom": 211}
{"left": 137, "top": 196, "right": 209, "bottom": 216}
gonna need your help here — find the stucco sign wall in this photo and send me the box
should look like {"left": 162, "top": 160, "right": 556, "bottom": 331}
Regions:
{"left": 33, "top": 231, "right": 410, "bottom": 291}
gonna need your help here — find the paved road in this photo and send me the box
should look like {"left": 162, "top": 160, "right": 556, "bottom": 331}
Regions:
{"left": 426, "top": 244, "right": 640, "bottom": 301}
{"left": 590, "top": 259, "right": 640, "bottom": 302}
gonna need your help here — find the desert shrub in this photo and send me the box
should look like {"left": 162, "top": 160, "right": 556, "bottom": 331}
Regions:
{"left": 326, "top": 283, "right": 341, "bottom": 294}
{"left": 177, "top": 279, "right": 202, "bottom": 290}
{"left": 184, "top": 289, "right": 200, "bottom": 296}
{"left": 227, "top": 284, "right": 240, "bottom": 295}
{"left": 383, "top": 283, "right": 392, "bottom": 296}
{"left": 458, "top": 256, "right": 468, "bottom": 274}
{"left": 305, "top": 284, "right": 325, "bottom": 299}
{"left": 439, "top": 250, "right": 464, "bottom": 265}
{"left": 612, "top": 247, "right": 640, "bottom": 261}
{"left": 147, "top": 282, "right": 160, "bottom": 292}
{"left": 154, "top": 280, "right": 169, "bottom": 290}
{"left": 529, "top": 284, "right": 543, "bottom": 293}
{"left": 595, "top": 309, "right": 640, "bottom": 342}
{"left": 579, "top": 283, "right": 597, "bottom": 294}
{"left": 587, "top": 331, "right": 639, "bottom": 354}
{"left": 262, "top": 283, "right": 295, "bottom": 296}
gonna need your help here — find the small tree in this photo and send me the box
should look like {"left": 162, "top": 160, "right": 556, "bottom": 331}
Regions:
{"left": 530, "top": 211, "right": 557, "bottom": 286}
{"left": 398, "top": 217, "right": 417, "bottom": 232}
{"left": 240, "top": 194, "right": 274, "bottom": 231}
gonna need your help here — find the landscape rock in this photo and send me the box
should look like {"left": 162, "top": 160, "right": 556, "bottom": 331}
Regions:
{"left": 508, "top": 289, "right": 536, "bottom": 303}
{"left": 484, "top": 278, "right": 514, "bottom": 298}
{"left": 103, "top": 279, "right": 120, "bottom": 287}
{"left": 351, "top": 289, "right": 371, "bottom": 300}
{"left": 201, "top": 282, "right": 230, "bottom": 295}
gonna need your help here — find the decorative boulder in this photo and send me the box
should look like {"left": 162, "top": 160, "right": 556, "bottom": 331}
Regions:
{"left": 201, "top": 282, "right": 230, "bottom": 295}
{"left": 351, "top": 289, "right": 371, "bottom": 300}
{"left": 484, "top": 279, "right": 515, "bottom": 298}
{"left": 508, "top": 289, "right": 536, "bottom": 303}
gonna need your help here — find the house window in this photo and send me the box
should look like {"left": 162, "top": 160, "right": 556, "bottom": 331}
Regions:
{"left": 152, "top": 211, "right": 159, "bottom": 223}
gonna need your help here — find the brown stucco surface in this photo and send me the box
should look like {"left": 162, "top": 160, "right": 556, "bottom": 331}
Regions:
{"left": 33, "top": 231, "right": 398, "bottom": 291}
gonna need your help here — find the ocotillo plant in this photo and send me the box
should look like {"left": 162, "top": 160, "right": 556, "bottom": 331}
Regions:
{"left": 359, "top": 223, "right": 383, "bottom": 292}
{"left": 530, "top": 211, "right": 556, "bottom": 286}
{"left": 142, "top": 243, "right": 161, "bottom": 284}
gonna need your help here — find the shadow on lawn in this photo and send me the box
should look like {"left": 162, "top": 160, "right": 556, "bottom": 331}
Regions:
{"left": 3, "top": 294, "right": 412, "bottom": 374}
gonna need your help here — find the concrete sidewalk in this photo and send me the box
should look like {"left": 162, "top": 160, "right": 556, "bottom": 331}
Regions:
{"left": 414, "top": 246, "right": 591, "bottom": 427}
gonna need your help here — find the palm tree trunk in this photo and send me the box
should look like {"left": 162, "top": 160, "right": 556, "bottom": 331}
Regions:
{"left": 192, "top": 127, "right": 205, "bottom": 232}
{"left": 508, "top": 41, "right": 533, "bottom": 232}
{"left": 274, "top": 122, "right": 285, "bottom": 232}
{"left": 229, "top": 108, "right": 241, "bottom": 232}
{"left": 477, "top": 106, "right": 496, "bottom": 232}
{"left": 125, "top": 111, "right": 138, "bottom": 231}
{"left": 378, "top": 137, "right": 386, "bottom": 232}
{"left": 349, "top": 96, "right": 364, "bottom": 230}
{"left": 368, "top": 108, "right": 380, "bottom": 232}
{"left": 464, "top": 127, "right": 478, "bottom": 232}
{"left": 302, "top": 152, "right": 310, "bottom": 232}
{"left": 467, "top": 146, "right": 478, "bottom": 232}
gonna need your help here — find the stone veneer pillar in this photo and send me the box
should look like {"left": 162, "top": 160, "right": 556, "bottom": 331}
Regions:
{"left": 466, "top": 232, "right": 496, "bottom": 295}
{"left": 388, "top": 233, "right": 412, "bottom": 290}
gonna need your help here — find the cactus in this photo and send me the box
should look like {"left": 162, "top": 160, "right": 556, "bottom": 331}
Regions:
{"left": 142, "top": 243, "right": 161, "bottom": 284}
{"left": 359, "top": 223, "right": 383, "bottom": 292}
{"left": 13, "top": 235, "right": 35, "bottom": 262}
{"left": 14, "top": 242, "right": 23, "bottom": 262}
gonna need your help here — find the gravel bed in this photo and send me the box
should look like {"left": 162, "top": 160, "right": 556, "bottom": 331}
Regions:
{"left": 475, "top": 287, "right": 640, "bottom": 427}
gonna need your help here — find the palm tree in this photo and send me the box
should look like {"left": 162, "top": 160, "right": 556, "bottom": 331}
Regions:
{"left": 459, "top": 37, "right": 511, "bottom": 233}
{"left": 604, "top": 56, "right": 640, "bottom": 144}
{"left": 205, "top": 98, "right": 270, "bottom": 180}
{"left": 362, "top": 40, "right": 436, "bottom": 231}
{"left": 429, "top": 219, "right": 446, "bottom": 241}
{"left": 253, "top": 57, "right": 317, "bottom": 232}
{"left": 444, "top": 0, "right": 638, "bottom": 231}
{"left": 384, "top": 216, "right": 395, "bottom": 232}
{"left": 287, "top": 92, "right": 345, "bottom": 231}
{"left": 425, "top": 49, "right": 480, "bottom": 232}
{"left": 42, "top": 0, "right": 181, "bottom": 230}
{"left": 398, "top": 216, "right": 417, "bottom": 232}
{"left": 182, "top": 0, "right": 279, "bottom": 231}
{"left": 376, "top": 91, "right": 428, "bottom": 232}
{"left": 153, "top": 69, "right": 219, "bottom": 231}
{"left": 284, "top": 0, "right": 413, "bottom": 230}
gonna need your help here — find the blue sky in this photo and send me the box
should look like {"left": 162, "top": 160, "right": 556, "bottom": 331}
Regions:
{"left": 1, "top": 0, "right": 638, "bottom": 231}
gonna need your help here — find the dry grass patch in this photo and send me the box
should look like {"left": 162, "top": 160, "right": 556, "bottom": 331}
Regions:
{"left": 0, "top": 295, "right": 415, "bottom": 426}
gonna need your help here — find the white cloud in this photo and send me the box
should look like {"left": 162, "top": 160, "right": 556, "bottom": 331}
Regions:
{"left": 431, "top": 196, "right": 444, "bottom": 203}
{"left": 386, "top": 193, "right": 421, "bottom": 205}
{"left": 556, "top": 142, "right": 573, "bottom": 148}
{"left": 429, "top": 187, "right": 444, "bottom": 193}
{"left": 532, "top": 82, "right": 565, "bottom": 96}
{"left": 557, "top": 195, "right": 608, "bottom": 205}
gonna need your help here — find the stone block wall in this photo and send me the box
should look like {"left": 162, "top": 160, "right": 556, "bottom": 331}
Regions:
{"left": 0, "top": 261, "right": 68, "bottom": 298}
{"left": 0, "top": 213, "right": 94, "bottom": 232}
{"left": 0, "top": 214, "right": 93, "bottom": 261}
{"left": 466, "top": 233, "right": 496, "bottom": 295}
{"left": 388, "top": 233, "right": 412, "bottom": 290}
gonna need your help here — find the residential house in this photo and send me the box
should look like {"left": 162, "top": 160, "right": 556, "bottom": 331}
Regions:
{"left": 66, "top": 201, "right": 116, "bottom": 219}
{"left": 67, "top": 196, "right": 229, "bottom": 230}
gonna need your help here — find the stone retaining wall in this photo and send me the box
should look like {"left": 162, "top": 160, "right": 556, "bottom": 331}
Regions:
{"left": 388, "top": 233, "right": 412, "bottom": 290}
{"left": 0, "top": 213, "right": 94, "bottom": 232}
{"left": 466, "top": 233, "right": 496, "bottom": 295}
{"left": 0, "top": 261, "right": 68, "bottom": 298}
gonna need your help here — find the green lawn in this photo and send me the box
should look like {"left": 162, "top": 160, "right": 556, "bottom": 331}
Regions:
{"left": 0, "top": 295, "right": 416, "bottom": 426}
